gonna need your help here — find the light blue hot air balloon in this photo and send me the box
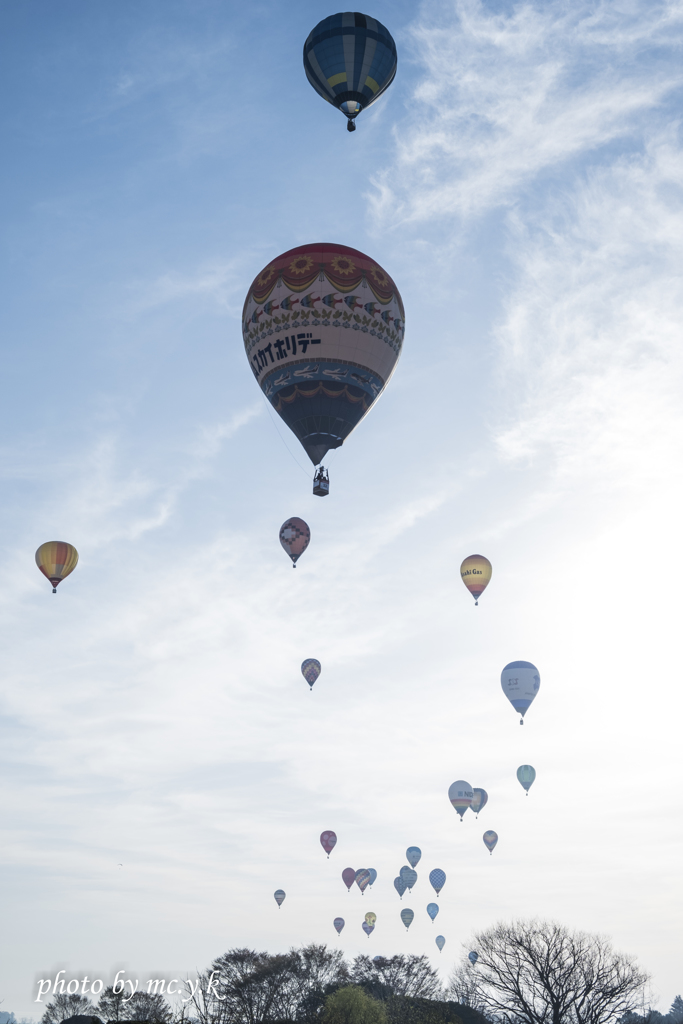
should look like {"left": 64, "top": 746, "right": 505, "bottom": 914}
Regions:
{"left": 468, "top": 951, "right": 478, "bottom": 965}
{"left": 429, "top": 868, "right": 446, "bottom": 896}
{"left": 400, "top": 908, "right": 414, "bottom": 930}
{"left": 274, "top": 889, "right": 286, "bottom": 907}
{"left": 406, "top": 846, "right": 421, "bottom": 868}
{"left": 427, "top": 903, "right": 439, "bottom": 922}
{"left": 517, "top": 765, "right": 536, "bottom": 794}
{"left": 399, "top": 865, "right": 417, "bottom": 891}
{"left": 435, "top": 935, "right": 446, "bottom": 952}
{"left": 394, "top": 876, "right": 406, "bottom": 899}
{"left": 471, "top": 788, "right": 488, "bottom": 817}
{"left": 501, "top": 660, "right": 540, "bottom": 724}
{"left": 367, "top": 868, "right": 377, "bottom": 887}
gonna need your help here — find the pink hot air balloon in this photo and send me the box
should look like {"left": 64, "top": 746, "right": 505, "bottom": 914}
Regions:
{"left": 320, "top": 831, "right": 338, "bottom": 857}
{"left": 342, "top": 867, "right": 355, "bottom": 891}
{"left": 279, "top": 517, "right": 310, "bottom": 567}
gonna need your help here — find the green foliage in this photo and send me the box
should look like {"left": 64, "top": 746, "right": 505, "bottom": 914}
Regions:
{"left": 323, "top": 986, "right": 387, "bottom": 1024}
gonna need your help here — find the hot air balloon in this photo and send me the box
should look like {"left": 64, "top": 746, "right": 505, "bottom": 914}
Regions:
{"left": 342, "top": 868, "right": 356, "bottom": 891}
{"left": 320, "top": 830, "right": 337, "bottom": 856}
{"left": 362, "top": 921, "right": 375, "bottom": 937}
{"left": 517, "top": 765, "right": 536, "bottom": 794}
{"left": 400, "top": 908, "right": 414, "bottom": 930}
{"left": 364, "top": 911, "right": 377, "bottom": 926}
{"left": 468, "top": 951, "right": 478, "bottom": 965}
{"left": 280, "top": 518, "right": 310, "bottom": 567}
{"left": 367, "top": 868, "right": 377, "bottom": 887}
{"left": 302, "top": 659, "right": 321, "bottom": 690}
{"left": 501, "top": 661, "right": 540, "bottom": 724}
{"left": 448, "top": 780, "right": 474, "bottom": 820}
{"left": 426, "top": 903, "right": 439, "bottom": 922}
{"left": 406, "top": 846, "right": 421, "bottom": 868}
{"left": 35, "top": 542, "right": 79, "bottom": 593}
{"left": 243, "top": 245, "right": 404, "bottom": 491}
{"left": 435, "top": 935, "right": 446, "bottom": 952}
{"left": 303, "top": 13, "right": 397, "bottom": 132}
{"left": 393, "top": 876, "right": 406, "bottom": 899}
{"left": 460, "top": 554, "right": 492, "bottom": 605}
{"left": 471, "top": 788, "right": 488, "bottom": 818}
{"left": 355, "top": 869, "right": 371, "bottom": 894}
{"left": 399, "top": 866, "right": 417, "bottom": 891}
{"left": 274, "top": 889, "right": 286, "bottom": 907}
{"left": 334, "top": 917, "right": 345, "bottom": 934}
{"left": 483, "top": 831, "right": 498, "bottom": 855}
{"left": 429, "top": 869, "right": 446, "bottom": 896}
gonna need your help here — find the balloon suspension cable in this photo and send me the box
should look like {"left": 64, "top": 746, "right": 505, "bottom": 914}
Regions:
{"left": 259, "top": 390, "right": 312, "bottom": 479}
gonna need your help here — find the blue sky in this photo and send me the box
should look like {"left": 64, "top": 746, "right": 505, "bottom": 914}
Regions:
{"left": 1, "top": 0, "right": 683, "bottom": 1014}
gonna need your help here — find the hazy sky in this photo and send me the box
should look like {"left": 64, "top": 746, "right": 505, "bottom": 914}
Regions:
{"left": 1, "top": 0, "right": 683, "bottom": 1015}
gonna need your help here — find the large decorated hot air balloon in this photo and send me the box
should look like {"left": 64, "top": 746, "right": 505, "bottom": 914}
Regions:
{"left": 399, "top": 866, "right": 417, "bottom": 891}
{"left": 280, "top": 518, "right": 310, "bottom": 566}
{"left": 426, "top": 903, "right": 439, "bottom": 922}
{"left": 355, "top": 869, "right": 371, "bottom": 894}
{"left": 393, "top": 876, "right": 406, "bottom": 899}
{"left": 320, "top": 830, "right": 337, "bottom": 856}
{"left": 471, "top": 788, "right": 488, "bottom": 818}
{"left": 435, "top": 935, "right": 446, "bottom": 952}
{"left": 501, "top": 661, "right": 540, "bottom": 724}
{"left": 274, "top": 889, "right": 286, "bottom": 907}
{"left": 517, "top": 765, "right": 536, "bottom": 794}
{"left": 406, "top": 846, "right": 421, "bottom": 868}
{"left": 483, "top": 831, "right": 498, "bottom": 855}
{"left": 243, "top": 245, "right": 404, "bottom": 492}
{"left": 334, "top": 917, "right": 345, "bottom": 934}
{"left": 400, "top": 908, "right": 414, "bottom": 930}
{"left": 429, "top": 869, "right": 446, "bottom": 896}
{"left": 342, "top": 868, "right": 356, "bottom": 891}
{"left": 460, "top": 555, "right": 492, "bottom": 605}
{"left": 448, "top": 780, "right": 474, "bottom": 820}
{"left": 302, "top": 659, "right": 321, "bottom": 690}
{"left": 303, "top": 13, "right": 397, "bottom": 132}
{"left": 364, "top": 911, "right": 377, "bottom": 927}
{"left": 35, "top": 541, "right": 79, "bottom": 594}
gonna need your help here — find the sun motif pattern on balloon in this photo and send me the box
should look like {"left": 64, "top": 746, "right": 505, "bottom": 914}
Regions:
{"left": 243, "top": 243, "right": 405, "bottom": 466}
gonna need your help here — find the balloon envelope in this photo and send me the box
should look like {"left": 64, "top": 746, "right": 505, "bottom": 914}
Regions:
{"left": 243, "top": 244, "right": 405, "bottom": 466}
{"left": 400, "top": 908, "right": 414, "bottom": 930}
{"left": 35, "top": 541, "right": 79, "bottom": 592}
{"left": 367, "top": 868, "right": 377, "bottom": 886}
{"left": 448, "top": 780, "right": 474, "bottom": 819}
{"left": 274, "top": 889, "right": 286, "bottom": 907}
{"left": 483, "top": 830, "right": 498, "bottom": 854}
{"left": 362, "top": 922, "right": 375, "bottom": 936}
{"left": 468, "top": 951, "right": 479, "bottom": 965}
{"left": 393, "top": 876, "right": 406, "bottom": 898}
{"left": 320, "top": 830, "right": 337, "bottom": 855}
{"left": 355, "top": 869, "right": 371, "bottom": 893}
{"left": 302, "top": 659, "right": 321, "bottom": 688}
{"left": 280, "top": 518, "right": 310, "bottom": 565}
{"left": 342, "top": 868, "right": 356, "bottom": 890}
{"left": 427, "top": 903, "right": 439, "bottom": 922}
{"left": 406, "top": 846, "right": 421, "bottom": 868}
{"left": 364, "top": 912, "right": 377, "bottom": 926}
{"left": 501, "top": 660, "right": 540, "bottom": 722}
{"left": 429, "top": 868, "right": 446, "bottom": 895}
{"left": 460, "top": 554, "right": 492, "bottom": 604}
{"left": 435, "top": 935, "right": 446, "bottom": 952}
{"left": 517, "top": 765, "right": 536, "bottom": 792}
{"left": 471, "top": 788, "right": 488, "bottom": 816}
{"left": 303, "top": 14, "right": 397, "bottom": 128}
{"left": 399, "top": 866, "right": 417, "bottom": 890}
{"left": 334, "top": 917, "right": 345, "bottom": 934}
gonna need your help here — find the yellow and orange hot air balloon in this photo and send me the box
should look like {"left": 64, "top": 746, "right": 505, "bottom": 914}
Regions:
{"left": 460, "top": 554, "right": 492, "bottom": 606}
{"left": 35, "top": 541, "right": 79, "bottom": 593}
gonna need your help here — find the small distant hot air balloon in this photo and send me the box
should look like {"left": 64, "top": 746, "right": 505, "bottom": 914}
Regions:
{"left": 362, "top": 921, "right": 375, "bottom": 937}
{"left": 427, "top": 903, "right": 439, "bottom": 922}
{"left": 334, "top": 917, "right": 345, "bottom": 934}
{"left": 394, "top": 876, "right": 406, "bottom": 899}
{"left": 517, "top": 765, "right": 536, "bottom": 794}
{"left": 342, "top": 868, "right": 356, "bottom": 891}
{"left": 406, "top": 846, "right": 421, "bottom": 868}
{"left": 302, "top": 659, "right": 321, "bottom": 690}
{"left": 367, "top": 868, "right": 377, "bottom": 887}
{"left": 274, "top": 889, "right": 286, "bottom": 907}
{"left": 501, "top": 660, "right": 540, "bottom": 724}
{"left": 320, "top": 830, "right": 337, "bottom": 857}
{"left": 400, "top": 908, "right": 414, "bottom": 930}
{"left": 399, "top": 866, "right": 417, "bottom": 891}
{"left": 280, "top": 518, "right": 310, "bottom": 567}
{"left": 483, "top": 831, "right": 498, "bottom": 855}
{"left": 429, "top": 869, "right": 446, "bottom": 896}
{"left": 460, "top": 554, "right": 492, "bottom": 605}
{"left": 468, "top": 951, "right": 479, "bottom": 965}
{"left": 303, "top": 14, "right": 398, "bottom": 132}
{"left": 435, "top": 935, "right": 446, "bottom": 952}
{"left": 35, "top": 541, "right": 79, "bottom": 593}
{"left": 471, "top": 788, "right": 488, "bottom": 818}
{"left": 364, "top": 911, "right": 377, "bottom": 926}
{"left": 448, "top": 780, "right": 474, "bottom": 820}
{"left": 355, "top": 869, "right": 371, "bottom": 894}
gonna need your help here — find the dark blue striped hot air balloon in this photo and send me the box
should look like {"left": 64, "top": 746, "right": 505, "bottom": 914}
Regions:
{"left": 303, "top": 13, "right": 397, "bottom": 131}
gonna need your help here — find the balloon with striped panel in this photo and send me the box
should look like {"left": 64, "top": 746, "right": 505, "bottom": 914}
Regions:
{"left": 460, "top": 554, "right": 492, "bottom": 605}
{"left": 35, "top": 541, "right": 79, "bottom": 593}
